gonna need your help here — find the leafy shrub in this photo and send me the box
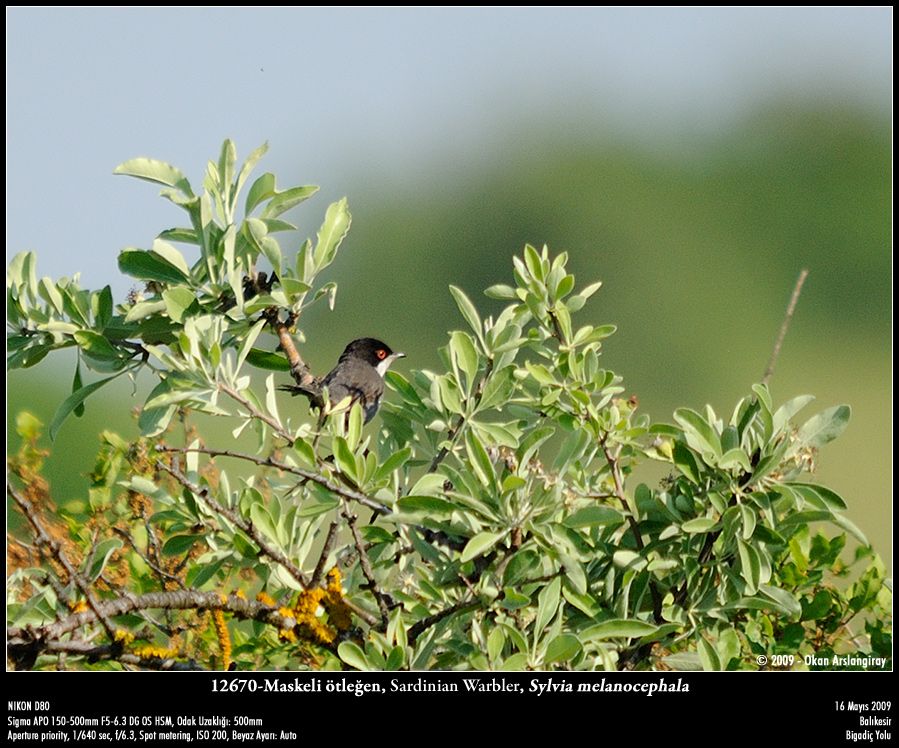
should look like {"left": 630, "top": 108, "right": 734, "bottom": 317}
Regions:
{"left": 7, "top": 142, "right": 891, "bottom": 671}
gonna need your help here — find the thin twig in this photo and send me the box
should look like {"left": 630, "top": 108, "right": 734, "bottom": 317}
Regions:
{"left": 599, "top": 436, "right": 663, "bottom": 622}
{"left": 157, "top": 460, "right": 310, "bottom": 589}
{"left": 112, "top": 527, "right": 184, "bottom": 587}
{"left": 311, "top": 521, "right": 340, "bottom": 588}
{"left": 762, "top": 268, "right": 809, "bottom": 386}
{"left": 8, "top": 485, "right": 118, "bottom": 640}
{"left": 407, "top": 598, "right": 479, "bottom": 644}
{"left": 342, "top": 501, "right": 391, "bottom": 626}
{"left": 157, "top": 444, "right": 392, "bottom": 516}
{"left": 219, "top": 382, "right": 295, "bottom": 443}
{"left": 427, "top": 359, "right": 494, "bottom": 473}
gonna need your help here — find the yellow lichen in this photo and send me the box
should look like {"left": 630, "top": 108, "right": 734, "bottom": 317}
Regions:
{"left": 132, "top": 645, "right": 179, "bottom": 660}
{"left": 113, "top": 629, "right": 135, "bottom": 645}
{"left": 211, "top": 609, "right": 231, "bottom": 671}
{"left": 256, "top": 591, "right": 276, "bottom": 607}
{"left": 322, "top": 568, "right": 352, "bottom": 632}
{"left": 69, "top": 599, "right": 89, "bottom": 614}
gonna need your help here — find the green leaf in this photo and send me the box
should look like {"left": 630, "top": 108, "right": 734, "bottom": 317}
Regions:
{"left": 487, "top": 627, "right": 506, "bottom": 662}
{"left": 261, "top": 236, "right": 283, "bottom": 279}
{"left": 337, "top": 641, "right": 370, "bottom": 671}
{"left": 449, "top": 331, "right": 479, "bottom": 392}
{"left": 162, "top": 287, "right": 196, "bottom": 323}
{"left": 772, "top": 394, "right": 816, "bottom": 434}
{"left": 502, "top": 653, "right": 530, "bottom": 670}
{"left": 124, "top": 299, "right": 167, "bottom": 323}
{"left": 73, "top": 330, "right": 120, "bottom": 361}
{"left": 313, "top": 198, "right": 351, "bottom": 272}
{"left": 673, "top": 408, "right": 722, "bottom": 459}
{"left": 477, "top": 365, "right": 517, "bottom": 411}
{"left": 38, "top": 277, "right": 64, "bottom": 315}
{"left": 697, "top": 637, "right": 721, "bottom": 671}
{"left": 544, "top": 633, "right": 581, "bottom": 664}
{"left": 460, "top": 531, "right": 504, "bottom": 563}
{"left": 246, "top": 349, "right": 291, "bottom": 371}
{"left": 250, "top": 504, "right": 279, "bottom": 543}
{"left": 797, "top": 405, "right": 851, "bottom": 448}
{"left": 681, "top": 517, "right": 717, "bottom": 534}
{"left": 535, "top": 577, "right": 561, "bottom": 636}
{"left": 114, "top": 157, "right": 193, "bottom": 196}
{"left": 788, "top": 483, "right": 847, "bottom": 511}
{"left": 719, "top": 447, "right": 751, "bottom": 472}
{"left": 582, "top": 619, "right": 659, "bottom": 640}
{"left": 373, "top": 447, "right": 412, "bottom": 484}
{"left": 118, "top": 249, "right": 189, "bottom": 284}
{"left": 245, "top": 172, "right": 276, "bottom": 215}
{"left": 484, "top": 283, "right": 517, "bottom": 300}
{"left": 162, "top": 534, "right": 202, "bottom": 556}
{"left": 738, "top": 538, "right": 761, "bottom": 593}
{"left": 332, "top": 437, "right": 358, "bottom": 483}
{"left": 234, "top": 141, "right": 269, "bottom": 202}
{"left": 449, "top": 285, "right": 483, "bottom": 342}
{"left": 86, "top": 538, "right": 123, "bottom": 582}
{"left": 503, "top": 549, "right": 540, "bottom": 586}
{"left": 262, "top": 185, "right": 319, "bottom": 220}
{"left": 71, "top": 360, "right": 85, "bottom": 417}
{"left": 436, "top": 375, "right": 463, "bottom": 414}
{"left": 661, "top": 652, "right": 703, "bottom": 671}
{"left": 186, "top": 555, "right": 227, "bottom": 588}
{"left": 672, "top": 441, "right": 701, "bottom": 483}
{"left": 740, "top": 504, "right": 757, "bottom": 540}
{"left": 759, "top": 585, "right": 802, "bottom": 618}
{"left": 831, "top": 514, "right": 869, "bottom": 545}
{"left": 465, "top": 429, "right": 496, "bottom": 491}
{"left": 49, "top": 374, "right": 122, "bottom": 441}
{"left": 151, "top": 240, "right": 191, "bottom": 278}
{"left": 562, "top": 506, "right": 625, "bottom": 528}
{"left": 397, "top": 495, "right": 456, "bottom": 515}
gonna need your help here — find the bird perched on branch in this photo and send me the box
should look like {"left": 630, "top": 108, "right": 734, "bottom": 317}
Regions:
{"left": 279, "top": 338, "right": 405, "bottom": 424}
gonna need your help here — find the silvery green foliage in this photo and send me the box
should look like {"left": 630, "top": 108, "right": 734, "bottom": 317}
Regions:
{"left": 6, "top": 143, "right": 890, "bottom": 671}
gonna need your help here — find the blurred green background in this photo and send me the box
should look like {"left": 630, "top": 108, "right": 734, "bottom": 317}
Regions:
{"left": 7, "top": 9, "right": 891, "bottom": 572}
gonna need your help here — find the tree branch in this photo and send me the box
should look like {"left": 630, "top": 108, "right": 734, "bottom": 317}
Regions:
{"left": 7, "top": 590, "right": 292, "bottom": 670}
{"left": 157, "top": 444, "right": 392, "bottom": 516}
{"left": 271, "top": 314, "right": 319, "bottom": 392}
{"left": 8, "top": 485, "right": 118, "bottom": 640}
{"left": 407, "top": 598, "right": 479, "bottom": 644}
{"left": 762, "top": 268, "right": 809, "bottom": 386}
{"left": 341, "top": 501, "right": 391, "bottom": 627}
{"left": 156, "top": 459, "right": 310, "bottom": 589}
{"left": 599, "top": 435, "right": 663, "bottom": 622}
{"left": 311, "top": 521, "right": 339, "bottom": 588}
{"left": 218, "top": 382, "right": 295, "bottom": 443}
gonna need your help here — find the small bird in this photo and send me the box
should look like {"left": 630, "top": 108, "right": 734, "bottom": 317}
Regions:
{"left": 281, "top": 338, "right": 405, "bottom": 424}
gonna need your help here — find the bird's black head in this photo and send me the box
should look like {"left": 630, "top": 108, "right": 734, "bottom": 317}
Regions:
{"left": 339, "top": 338, "right": 405, "bottom": 374}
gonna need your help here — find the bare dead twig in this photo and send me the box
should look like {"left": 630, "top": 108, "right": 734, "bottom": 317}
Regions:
{"left": 762, "top": 268, "right": 809, "bottom": 386}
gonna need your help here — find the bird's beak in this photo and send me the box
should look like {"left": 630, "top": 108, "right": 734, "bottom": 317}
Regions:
{"left": 395, "top": 352, "right": 406, "bottom": 359}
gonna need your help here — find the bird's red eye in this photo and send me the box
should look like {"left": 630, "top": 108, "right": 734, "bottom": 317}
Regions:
{"left": 376, "top": 349, "right": 387, "bottom": 360}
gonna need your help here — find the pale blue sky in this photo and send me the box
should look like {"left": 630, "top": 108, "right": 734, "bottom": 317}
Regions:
{"left": 6, "top": 7, "right": 891, "bottom": 292}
